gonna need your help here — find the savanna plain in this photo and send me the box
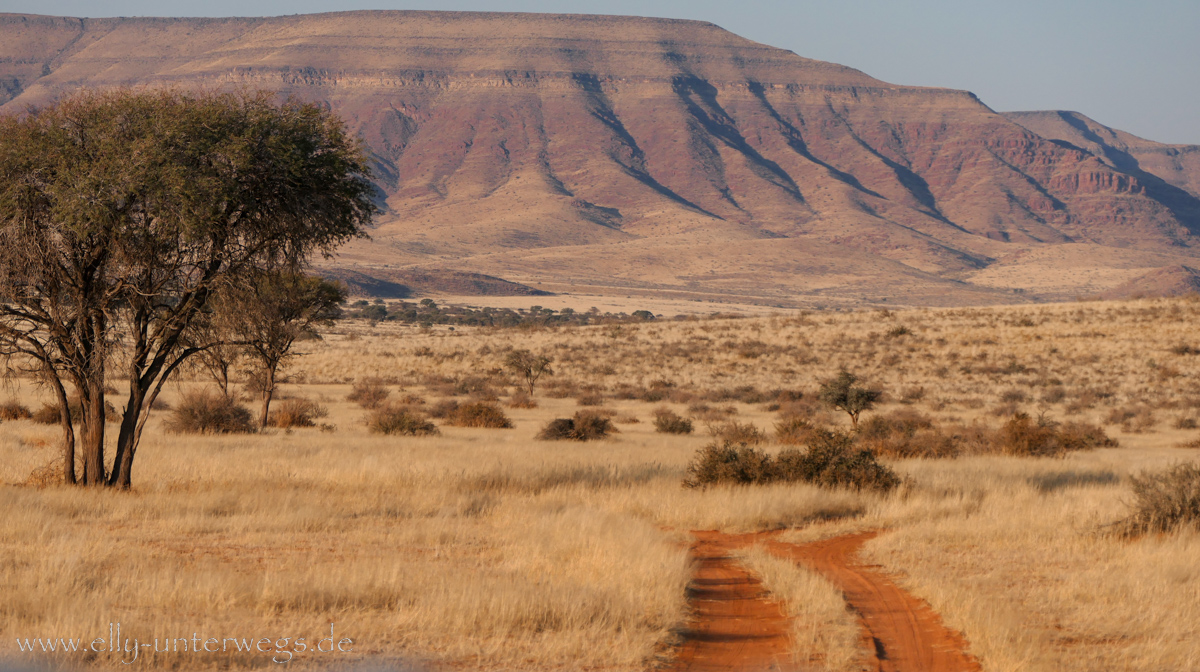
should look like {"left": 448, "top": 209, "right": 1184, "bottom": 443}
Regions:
{"left": 3, "top": 298, "right": 1200, "bottom": 672}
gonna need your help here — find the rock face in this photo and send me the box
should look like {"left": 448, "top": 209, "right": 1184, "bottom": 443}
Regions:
{"left": 2, "top": 11, "right": 1199, "bottom": 305}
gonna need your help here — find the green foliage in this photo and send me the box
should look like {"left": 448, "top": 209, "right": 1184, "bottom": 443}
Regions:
{"left": 818, "top": 369, "right": 882, "bottom": 428}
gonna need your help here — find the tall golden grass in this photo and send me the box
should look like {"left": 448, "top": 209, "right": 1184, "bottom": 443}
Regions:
{"left": 1, "top": 296, "right": 1199, "bottom": 670}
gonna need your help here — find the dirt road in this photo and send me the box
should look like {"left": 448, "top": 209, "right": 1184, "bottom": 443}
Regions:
{"left": 666, "top": 530, "right": 980, "bottom": 672}
{"left": 667, "top": 531, "right": 794, "bottom": 671}
{"left": 767, "top": 532, "right": 982, "bottom": 672}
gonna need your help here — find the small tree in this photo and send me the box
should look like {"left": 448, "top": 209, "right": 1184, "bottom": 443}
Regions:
{"left": 220, "top": 272, "right": 345, "bottom": 428}
{"left": 818, "top": 369, "right": 881, "bottom": 429}
{"left": 504, "top": 349, "right": 554, "bottom": 396}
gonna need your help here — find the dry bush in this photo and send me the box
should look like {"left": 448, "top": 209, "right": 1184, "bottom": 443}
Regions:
{"left": 366, "top": 404, "right": 440, "bottom": 436}
{"left": 1173, "top": 416, "right": 1198, "bottom": 430}
{"left": 347, "top": 377, "right": 389, "bottom": 409}
{"left": 267, "top": 398, "right": 328, "bottom": 429}
{"left": 444, "top": 402, "right": 514, "bottom": 429}
{"left": 774, "top": 430, "right": 901, "bottom": 492}
{"left": 165, "top": 390, "right": 255, "bottom": 434}
{"left": 1106, "top": 405, "right": 1156, "bottom": 433}
{"left": 30, "top": 397, "right": 120, "bottom": 425}
{"left": 774, "top": 416, "right": 821, "bottom": 446}
{"left": 427, "top": 399, "right": 460, "bottom": 419}
{"left": 536, "top": 411, "right": 612, "bottom": 441}
{"left": 23, "top": 457, "right": 64, "bottom": 488}
{"left": 683, "top": 441, "right": 774, "bottom": 488}
{"left": 997, "top": 413, "right": 1116, "bottom": 456}
{"left": 1115, "top": 462, "right": 1200, "bottom": 537}
{"left": 1041, "top": 386, "right": 1067, "bottom": 404}
{"left": 688, "top": 402, "right": 737, "bottom": 421}
{"left": 507, "top": 391, "right": 537, "bottom": 409}
{"left": 0, "top": 400, "right": 32, "bottom": 421}
{"left": 707, "top": 420, "right": 768, "bottom": 445}
{"left": 576, "top": 392, "right": 605, "bottom": 406}
{"left": 30, "top": 404, "right": 60, "bottom": 425}
{"left": 652, "top": 407, "right": 693, "bottom": 435}
{"left": 857, "top": 410, "right": 958, "bottom": 459}
{"left": 684, "top": 431, "right": 899, "bottom": 492}
{"left": 899, "top": 386, "right": 926, "bottom": 404}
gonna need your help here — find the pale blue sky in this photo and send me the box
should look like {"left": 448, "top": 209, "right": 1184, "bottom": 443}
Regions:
{"left": 3, "top": 0, "right": 1197, "bottom": 144}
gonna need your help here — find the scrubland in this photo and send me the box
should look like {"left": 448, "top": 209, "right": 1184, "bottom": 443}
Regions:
{"left": 3, "top": 297, "right": 1200, "bottom": 671}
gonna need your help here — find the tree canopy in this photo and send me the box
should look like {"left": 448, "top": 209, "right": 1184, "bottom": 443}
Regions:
{"left": 0, "top": 88, "right": 376, "bottom": 487}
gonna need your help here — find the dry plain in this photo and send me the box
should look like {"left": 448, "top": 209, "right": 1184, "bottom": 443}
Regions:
{"left": 2, "top": 297, "right": 1200, "bottom": 671}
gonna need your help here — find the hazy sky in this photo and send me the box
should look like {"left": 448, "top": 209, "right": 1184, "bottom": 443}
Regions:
{"left": 4, "top": 0, "right": 1197, "bottom": 144}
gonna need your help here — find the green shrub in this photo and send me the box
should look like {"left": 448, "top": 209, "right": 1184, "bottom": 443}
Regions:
{"left": 166, "top": 390, "right": 255, "bottom": 434}
{"left": 536, "top": 411, "right": 612, "bottom": 441}
{"left": 653, "top": 408, "right": 693, "bottom": 435}
{"left": 1116, "top": 462, "right": 1200, "bottom": 536}
{"left": 366, "top": 404, "right": 440, "bottom": 436}
{"left": 268, "top": 397, "right": 328, "bottom": 428}
{"left": 444, "top": 402, "right": 514, "bottom": 428}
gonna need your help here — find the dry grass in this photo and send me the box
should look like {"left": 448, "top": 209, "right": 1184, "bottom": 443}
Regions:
{"left": 3, "top": 297, "right": 1200, "bottom": 670}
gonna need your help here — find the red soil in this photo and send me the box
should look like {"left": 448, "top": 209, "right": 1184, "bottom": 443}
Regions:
{"left": 667, "top": 529, "right": 980, "bottom": 672}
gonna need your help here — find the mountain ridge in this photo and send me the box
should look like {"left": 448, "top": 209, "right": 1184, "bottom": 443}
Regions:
{"left": 2, "top": 10, "right": 1198, "bottom": 305}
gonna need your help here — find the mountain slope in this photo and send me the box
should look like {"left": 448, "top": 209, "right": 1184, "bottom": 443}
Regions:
{"left": 2, "top": 11, "right": 1198, "bottom": 305}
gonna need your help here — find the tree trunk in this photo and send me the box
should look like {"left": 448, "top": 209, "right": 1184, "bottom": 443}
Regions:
{"left": 79, "top": 384, "right": 107, "bottom": 486}
{"left": 258, "top": 365, "right": 276, "bottom": 429}
{"left": 49, "top": 377, "right": 76, "bottom": 485}
{"left": 109, "top": 384, "right": 146, "bottom": 490}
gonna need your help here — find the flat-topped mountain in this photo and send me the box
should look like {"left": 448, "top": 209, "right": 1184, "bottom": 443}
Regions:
{"left": 3, "top": 11, "right": 1198, "bottom": 305}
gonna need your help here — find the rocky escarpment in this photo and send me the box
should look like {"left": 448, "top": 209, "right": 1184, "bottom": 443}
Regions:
{"left": 2, "top": 11, "right": 1197, "bottom": 304}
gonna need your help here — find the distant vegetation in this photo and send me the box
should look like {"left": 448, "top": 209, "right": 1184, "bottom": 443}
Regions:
{"left": 341, "top": 298, "right": 660, "bottom": 327}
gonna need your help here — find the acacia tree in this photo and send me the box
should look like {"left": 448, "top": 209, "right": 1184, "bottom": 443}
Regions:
{"left": 818, "top": 369, "right": 882, "bottom": 429}
{"left": 503, "top": 349, "right": 554, "bottom": 396}
{"left": 0, "top": 89, "right": 375, "bottom": 488}
{"left": 219, "top": 272, "right": 345, "bottom": 428}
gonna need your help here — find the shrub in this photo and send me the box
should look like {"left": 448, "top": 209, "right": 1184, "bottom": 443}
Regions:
{"left": 31, "top": 398, "right": 119, "bottom": 425}
{"left": 576, "top": 392, "right": 605, "bottom": 406}
{"left": 857, "top": 410, "right": 958, "bottom": 459}
{"left": 653, "top": 408, "right": 693, "bottom": 434}
{"left": 683, "top": 441, "right": 774, "bottom": 488}
{"left": 366, "top": 404, "right": 440, "bottom": 436}
{"left": 775, "top": 430, "right": 901, "bottom": 492}
{"left": 508, "top": 391, "right": 537, "bottom": 409}
{"left": 707, "top": 420, "right": 767, "bottom": 445}
{"left": 998, "top": 413, "right": 1116, "bottom": 456}
{"left": 1116, "top": 462, "right": 1200, "bottom": 537}
{"left": 0, "top": 400, "right": 32, "bottom": 421}
{"left": 444, "top": 402, "right": 514, "bottom": 428}
{"left": 536, "top": 411, "right": 612, "bottom": 441}
{"left": 268, "top": 398, "right": 328, "bottom": 429}
{"left": 683, "top": 431, "right": 900, "bottom": 492}
{"left": 347, "top": 377, "right": 389, "bottom": 409}
{"left": 774, "top": 416, "right": 820, "bottom": 446}
{"left": 427, "top": 399, "right": 460, "bottom": 419}
{"left": 165, "top": 390, "right": 255, "bottom": 434}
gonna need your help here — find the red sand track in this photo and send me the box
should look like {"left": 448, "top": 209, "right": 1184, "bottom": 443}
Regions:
{"left": 667, "top": 531, "right": 795, "bottom": 671}
{"left": 667, "top": 530, "right": 980, "bottom": 672}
